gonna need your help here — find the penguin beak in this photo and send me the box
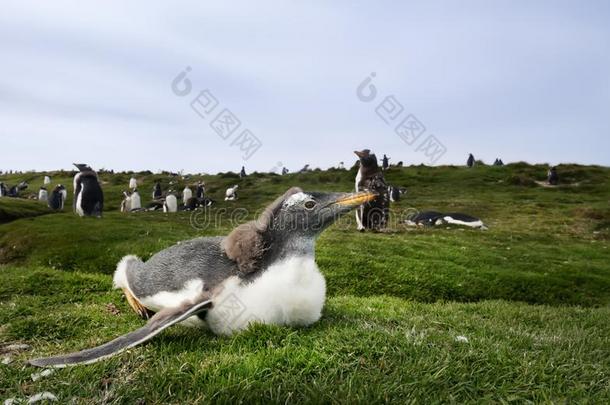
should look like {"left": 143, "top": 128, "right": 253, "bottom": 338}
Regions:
{"left": 333, "top": 191, "right": 377, "bottom": 208}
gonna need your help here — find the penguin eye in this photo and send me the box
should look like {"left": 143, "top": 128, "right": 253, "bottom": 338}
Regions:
{"left": 304, "top": 200, "right": 317, "bottom": 210}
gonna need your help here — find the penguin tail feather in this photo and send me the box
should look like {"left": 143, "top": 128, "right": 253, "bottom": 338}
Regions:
{"left": 113, "top": 255, "right": 142, "bottom": 290}
{"left": 28, "top": 298, "right": 213, "bottom": 368}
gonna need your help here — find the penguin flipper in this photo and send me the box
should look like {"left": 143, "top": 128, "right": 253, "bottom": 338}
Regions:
{"left": 28, "top": 298, "right": 213, "bottom": 368}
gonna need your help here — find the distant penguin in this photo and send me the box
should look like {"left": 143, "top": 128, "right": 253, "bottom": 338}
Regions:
{"left": 44, "top": 176, "right": 51, "bottom": 185}
{"left": 396, "top": 161, "right": 404, "bottom": 167}
{"left": 195, "top": 182, "right": 205, "bottom": 200}
{"left": 548, "top": 167, "right": 559, "bottom": 185}
{"left": 130, "top": 189, "right": 142, "bottom": 211}
{"left": 225, "top": 185, "right": 239, "bottom": 201}
{"left": 282, "top": 167, "right": 290, "bottom": 175}
{"left": 183, "top": 186, "right": 193, "bottom": 205}
{"left": 338, "top": 162, "right": 345, "bottom": 170}
{"left": 0, "top": 182, "right": 6, "bottom": 197}
{"left": 163, "top": 193, "right": 178, "bottom": 213}
{"left": 8, "top": 181, "right": 28, "bottom": 197}
{"left": 388, "top": 185, "right": 405, "bottom": 202}
{"left": 406, "top": 211, "right": 487, "bottom": 230}
{"left": 382, "top": 154, "right": 389, "bottom": 171}
{"left": 240, "top": 166, "right": 247, "bottom": 179}
{"left": 467, "top": 154, "right": 475, "bottom": 168}
{"left": 73, "top": 163, "right": 104, "bottom": 217}
{"left": 48, "top": 185, "right": 67, "bottom": 210}
{"left": 120, "top": 192, "right": 132, "bottom": 213}
{"left": 38, "top": 187, "right": 48, "bottom": 202}
{"left": 354, "top": 149, "right": 389, "bottom": 231}
{"left": 299, "top": 164, "right": 310, "bottom": 173}
{"left": 152, "top": 182, "right": 163, "bottom": 200}
{"left": 129, "top": 177, "right": 138, "bottom": 190}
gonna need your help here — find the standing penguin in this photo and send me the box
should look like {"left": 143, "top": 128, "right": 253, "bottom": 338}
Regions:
{"left": 382, "top": 154, "right": 390, "bottom": 171}
{"left": 73, "top": 163, "right": 104, "bottom": 217}
{"left": 129, "top": 177, "right": 138, "bottom": 190}
{"left": 548, "top": 167, "right": 559, "bottom": 185}
{"left": 195, "top": 181, "right": 205, "bottom": 200}
{"left": 28, "top": 187, "right": 376, "bottom": 367}
{"left": 467, "top": 153, "right": 475, "bottom": 168}
{"left": 120, "top": 192, "right": 132, "bottom": 213}
{"left": 38, "top": 187, "right": 48, "bottom": 202}
{"left": 43, "top": 176, "right": 51, "bottom": 185}
{"left": 182, "top": 186, "right": 193, "bottom": 205}
{"left": 163, "top": 192, "right": 178, "bottom": 213}
{"left": 0, "top": 182, "right": 6, "bottom": 197}
{"left": 354, "top": 149, "right": 389, "bottom": 231}
{"left": 240, "top": 166, "right": 247, "bottom": 179}
{"left": 131, "top": 189, "right": 142, "bottom": 211}
{"left": 152, "top": 182, "right": 163, "bottom": 200}
{"left": 48, "top": 185, "right": 67, "bottom": 210}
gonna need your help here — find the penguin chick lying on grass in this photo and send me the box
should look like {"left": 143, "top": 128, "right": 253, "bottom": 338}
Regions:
{"left": 29, "top": 187, "right": 376, "bottom": 368}
{"left": 406, "top": 211, "right": 488, "bottom": 230}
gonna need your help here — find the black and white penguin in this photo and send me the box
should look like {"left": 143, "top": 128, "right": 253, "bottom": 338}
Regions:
{"left": 38, "top": 187, "right": 48, "bottom": 202}
{"left": 467, "top": 153, "right": 475, "bottom": 168}
{"left": 73, "top": 163, "right": 104, "bottom": 217}
{"left": 43, "top": 176, "right": 51, "bottom": 185}
{"left": 388, "top": 185, "right": 405, "bottom": 202}
{"left": 382, "top": 154, "right": 389, "bottom": 171}
{"left": 130, "top": 189, "right": 141, "bottom": 211}
{"left": 282, "top": 167, "right": 290, "bottom": 175}
{"left": 163, "top": 192, "right": 178, "bottom": 213}
{"left": 152, "top": 182, "right": 163, "bottom": 200}
{"left": 120, "top": 191, "right": 132, "bottom": 213}
{"left": 240, "top": 166, "right": 247, "bottom": 179}
{"left": 354, "top": 149, "right": 389, "bottom": 231}
{"left": 48, "top": 185, "right": 67, "bottom": 210}
{"left": 406, "top": 211, "right": 487, "bottom": 230}
{"left": 299, "top": 164, "right": 310, "bottom": 173}
{"left": 225, "top": 185, "right": 239, "bottom": 201}
{"left": 28, "top": 188, "right": 376, "bottom": 367}
{"left": 0, "top": 182, "right": 7, "bottom": 197}
{"left": 195, "top": 181, "right": 205, "bottom": 200}
{"left": 129, "top": 177, "right": 138, "bottom": 190}
{"left": 7, "top": 181, "right": 28, "bottom": 197}
{"left": 182, "top": 186, "right": 193, "bottom": 205}
{"left": 548, "top": 167, "right": 559, "bottom": 185}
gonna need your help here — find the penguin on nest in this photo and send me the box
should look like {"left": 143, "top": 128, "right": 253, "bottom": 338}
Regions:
{"left": 28, "top": 187, "right": 376, "bottom": 367}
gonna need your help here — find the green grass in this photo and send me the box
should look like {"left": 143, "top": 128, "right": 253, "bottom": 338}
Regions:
{"left": 1, "top": 164, "right": 609, "bottom": 403}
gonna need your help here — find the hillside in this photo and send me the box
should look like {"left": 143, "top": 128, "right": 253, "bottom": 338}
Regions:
{"left": 1, "top": 163, "right": 609, "bottom": 403}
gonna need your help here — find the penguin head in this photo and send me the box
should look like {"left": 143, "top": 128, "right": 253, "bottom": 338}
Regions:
{"left": 73, "top": 163, "right": 93, "bottom": 172}
{"left": 223, "top": 188, "right": 376, "bottom": 274}
{"left": 354, "top": 149, "right": 378, "bottom": 169}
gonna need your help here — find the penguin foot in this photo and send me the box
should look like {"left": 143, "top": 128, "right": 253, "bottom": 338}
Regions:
{"left": 123, "top": 288, "right": 153, "bottom": 320}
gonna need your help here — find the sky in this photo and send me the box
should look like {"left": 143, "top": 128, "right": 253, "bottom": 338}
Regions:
{"left": 1, "top": 0, "right": 609, "bottom": 173}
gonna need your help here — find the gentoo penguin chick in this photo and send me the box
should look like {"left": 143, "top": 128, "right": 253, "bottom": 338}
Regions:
{"left": 406, "top": 211, "right": 488, "bottom": 230}
{"left": 354, "top": 149, "right": 389, "bottom": 231}
{"left": 163, "top": 192, "right": 178, "bottom": 213}
{"left": 48, "top": 185, "right": 67, "bottom": 210}
{"left": 182, "top": 186, "right": 193, "bottom": 205}
{"left": 73, "top": 164, "right": 104, "bottom": 217}
{"left": 152, "top": 182, "right": 163, "bottom": 200}
{"left": 28, "top": 188, "right": 376, "bottom": 367}
{"left": 548, "top": 167, "right": 559, "bottom": 185}
{"left": 43, "top": 176, "right": 51, "bottom": 185}
{"left": 129, "top": 177, "right": 138, "bottom": 190}
{"left": 467, "top": 153, "right": 475, "bottom": 168}
{"left": 38, "top": 187, "right": 48, "bottom": 202}
{"left": 225, "top": 185, "right": 239, "bottom": 201}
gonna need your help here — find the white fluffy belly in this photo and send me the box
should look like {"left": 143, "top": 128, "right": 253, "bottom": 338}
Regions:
{"left": 207, "top": 256, "right": 326, "bottom": 335}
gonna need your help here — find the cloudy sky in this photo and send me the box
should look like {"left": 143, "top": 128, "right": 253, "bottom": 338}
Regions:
{"left": 1, "top": 0, "right": 608, "bottom": 173}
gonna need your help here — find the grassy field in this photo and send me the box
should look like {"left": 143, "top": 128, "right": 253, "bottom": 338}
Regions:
{"left": 1, "top": 163, "right": 609, "bottom": 403}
